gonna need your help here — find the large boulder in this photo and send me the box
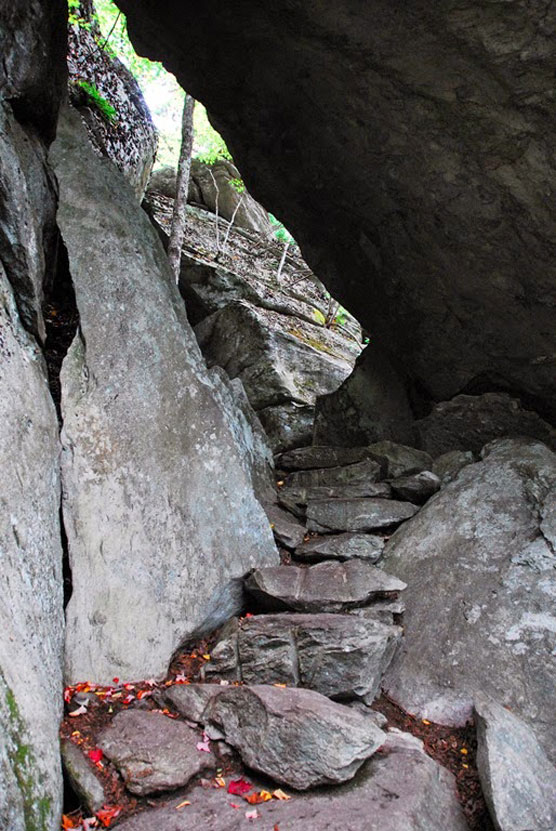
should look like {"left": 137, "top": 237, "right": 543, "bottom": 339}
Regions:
{"left": 52, "top": 107, "right": 278, "bottom": 684}
{"left": 67, "top": 0, "right": 157, "bottom": 198}
{"left": 415, "top": 392, "right": 556, "bottom": 456}
{"left": 0, "top": 265, "right": 64, "bottom": 831}
{"left": 382, "top": 438, "right": 556, "bottom": 762}
{"left": 203, "top": 685, "right": 385, "bottom": 789}
{"left": 118, "top": 0, "right": 556, "bottom": 421}
{"left": 113, "top": 730, "right": 467, "bottom": 831}
{"left": 474, "top": 693, "right": 556, "bottom": 831}
{"left": 195, "top": 301, "right": 356, "bottom": 411}
{"left": 148, "top": 159, "right": 272, "bottom": 236}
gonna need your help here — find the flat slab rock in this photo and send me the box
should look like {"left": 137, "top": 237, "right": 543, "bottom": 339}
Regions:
{"left": 98, "top": 710, "right": 214, "bottom": 795}
{"left": 264, "top": 502, "right": 306, "bottom": 548}
{"left": 306, "top": 497, "right": 418, "bottom": 533}
{"left": 112, "top": 730, "right": 467, "bottom": 831}
{"left": 286, "top": 457, "right": 382, "bottom": 489}
{"left": 295, "top": 532, "right": 385, "bottom": 563}
{"left": 277, "top": 446, "right": 377, "bottom": 471}
{"left": 283, "top": 480, "right": 392, "bottom": 506}
{"left": 61, "top": 739, "right": 106, "bottom": 814}
{"left": 474, "top": 692, "right": 556, "bottom": 831}
{"left": 245, "top": 560, "right": 406, "bottom": 613}
{"left": 202, "top": 613, "right": 402, "bottom": 702}
{"left": 390, "top": 471, "right": 440, "bottom": 504}
{"left": 204, "top": 685, "right": 385, "bottom": 789}
{"left": 365, "top": 441, "right": 433, "bottom": 478}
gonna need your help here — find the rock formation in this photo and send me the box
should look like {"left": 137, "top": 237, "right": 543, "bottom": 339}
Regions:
{"left": 119, "top": 0, "right": 556, "bottom": 422}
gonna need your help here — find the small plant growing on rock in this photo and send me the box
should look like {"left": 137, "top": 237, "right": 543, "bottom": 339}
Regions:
{"left": 73, "top": 80, "right": 118, "bottom": 124}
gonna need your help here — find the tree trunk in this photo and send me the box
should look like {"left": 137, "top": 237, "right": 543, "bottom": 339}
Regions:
{"left": 168, "top": 93, "right": 195, "bottom": 281}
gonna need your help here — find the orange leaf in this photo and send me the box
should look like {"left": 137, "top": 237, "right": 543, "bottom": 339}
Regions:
{"left": 96, "top": 805, "right": 122, "bottom": 827}
{"left": 175, "top": 800, "right": 191, "bottom": 810}
{"left": 272, "top": 789, "right": 291, "bottom": 801}
{"left": 246, "top": 791, "right": 272, "bottom": 804}
{"left": 62, "top": 815, "right": 81, "bottom": 829}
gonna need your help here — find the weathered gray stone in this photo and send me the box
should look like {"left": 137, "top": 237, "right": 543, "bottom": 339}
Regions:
{"left": 314, "top": 344, "right": 415, "bottom": 447}
{"left": 390, "top": 471, "right": 441, "bottom": 504}
{"left": 61, "top": 739, "right": 106, "bottom": 814}
{"left": 163, "top": 684, "right": 223, "bottom": 724}
{"left": 416, "top": 393, "right": 556, "bottom": 457}
{"left": 52, "top": 107, "right": 278, "bottom": 685}
{"left": 282, "top": 481, "right": 392, "bottom": 509}
{"left": 287, "top": 457, "right": 381, "bottom": 490}
{"left": 295, "top": 532, "right": 385, "bottom": 563}
{"left": 195, "top": 301, "right": 355, "bottom": 410}
{"left": 98, "top": 710, "right": 213, "bottom": 795}
{"left": 382, "top": 439, "right": 556, "bottom": 761}
{"left": 474, "top": 693, "right": 556, "bottom": 831}
{"left": 113, "top": 727, "right": 466, "bottom": 830}
{"left": 278, "top": 445, "right": 377, "bottom": 471}
{"left": 0, "top": 102, "right": 58, "bottom": 340}
{"left": 366, "top": 441, "right": 434, "bottom": 479}
{"left": 265, "top": 502, "right": 306, "bottom": 549}
{"left": 306, "top": 497, "right": 418, "bottom": 533}
{"left": 245, "top": 560, "right": 406, "bottom": 613}
{"left": 0, "top": 264, "right": 64, "bottom": 831}
{"left": 67, "top": 1, "right": 157, "bottom": 198}
{"left": 204, "top": 685, "right": 385, "bottom": 789}
{"left": 208, "top": 367, "right": 276, "bottom": 504}
{"left": 432, "top": 450, "right": 475, "bottom": 485}
{"left": 257, "top": 402, "right": 314, "bottom": 454}
{"left": 349, "top": 599, "right": 406, "bottom": 625}
{"left": 204, "top": 613, "right": 401, "bottom": 703}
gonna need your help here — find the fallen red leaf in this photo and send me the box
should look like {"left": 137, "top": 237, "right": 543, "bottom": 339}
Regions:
{"left": 88, "top": 749, "right": 103, "bottom": 765}
{"left": 228, "top": 778, "right": 252, "bottom": 796}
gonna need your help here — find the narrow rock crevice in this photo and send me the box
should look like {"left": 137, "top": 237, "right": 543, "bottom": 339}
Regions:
{"left": 43, "top": 233, "right": 79, "bottom": 419}
{"left": 42, "top": 231, "right": 79, "bottom": 608}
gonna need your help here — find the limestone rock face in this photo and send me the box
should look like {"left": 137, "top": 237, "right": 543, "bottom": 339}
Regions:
{"left": 118, "top": 0, "right": 556, "bottom": 420}
{"left": 52, "top": 108, "right": 278, "bottom": 684}
{"left": 0, "top": 265, "right": 64, "bottom": 831}
{"left": 67, "top": 0, "right": 157, "bottom": 198}
{"left": 382, "top": 438, "right": 556, "bottom": 761}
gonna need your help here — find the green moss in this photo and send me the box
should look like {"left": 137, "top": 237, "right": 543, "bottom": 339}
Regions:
{"left": 1, "top": 671, "right": 52, "bottom": 831}
{"left": 73, "top": 80, "right": 118, "bottom": 124}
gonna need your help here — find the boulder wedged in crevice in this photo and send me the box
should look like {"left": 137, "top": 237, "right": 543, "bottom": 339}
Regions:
{"left": 52, "top": 106, "right": 278, "bottom": 685}
{"left": 117, "top": 0, "right": 556, "bottom": 421}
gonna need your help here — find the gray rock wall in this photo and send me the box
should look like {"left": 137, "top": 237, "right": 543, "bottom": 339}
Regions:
{"left": 0, "top": 264, "right": 64, "bottom": 831}
{"left": 52, "top": 108, "right": 278, "bottom": 685}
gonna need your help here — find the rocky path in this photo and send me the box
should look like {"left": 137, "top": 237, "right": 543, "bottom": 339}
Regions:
{"left": 60, "top": 438, "right": 541, "bottom": 831}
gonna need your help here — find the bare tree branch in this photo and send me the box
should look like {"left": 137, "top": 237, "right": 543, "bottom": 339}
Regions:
{"left": 168, "top": 93, "right": 195, "bottom": 281}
